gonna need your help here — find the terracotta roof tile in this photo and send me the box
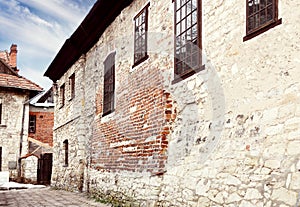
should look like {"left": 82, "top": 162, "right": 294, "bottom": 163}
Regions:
{"left": 0, "top": 73, "right": 43, "bottom": 91}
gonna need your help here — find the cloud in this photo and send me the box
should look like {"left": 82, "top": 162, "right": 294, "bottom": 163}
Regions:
{"left": 0, "top": 0, "right": 95, "bottom": 89}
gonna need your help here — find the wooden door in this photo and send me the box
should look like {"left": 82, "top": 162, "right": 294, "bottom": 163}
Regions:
{"left": 37, "top": 153, "right": 52, "bottom": 185}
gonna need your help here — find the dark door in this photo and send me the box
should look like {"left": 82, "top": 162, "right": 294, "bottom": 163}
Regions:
{"left": 37, "top": 153, "right": 52, "bottom": 185}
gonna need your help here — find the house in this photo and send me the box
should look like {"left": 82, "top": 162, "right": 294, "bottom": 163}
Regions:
{"left": 22, "top": 88, "right": 54, "bottom": 184}
{"left": 44, "top": 0, "right": 300, "bottom": 206}
{"left": 0, "top": 44, "right": 43, "bottom": 180}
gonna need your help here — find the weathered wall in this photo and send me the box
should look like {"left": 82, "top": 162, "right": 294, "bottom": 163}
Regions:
{"left": 0, "top": 89, "right": 29, "bottom": 178}
{"left": 21, "top": 155, "right": 38, "bottom": 182}
{"left": 51, "top": 0, "right": 300, "bottom": 206}
{"left": 51, "top": 56, "right": 87, "bottom": 191}
{"left": 29, "top": 107, "right": 54, "bottom": 146}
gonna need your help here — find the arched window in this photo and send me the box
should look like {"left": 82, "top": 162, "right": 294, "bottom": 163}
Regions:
{"left": 63, "top": 140, "right": 68, "bottom": 167}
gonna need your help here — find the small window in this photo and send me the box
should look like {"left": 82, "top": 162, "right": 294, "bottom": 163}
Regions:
{"left": 69, "top": 74, "right": 75, "bottom": 100}
{"left": 0, "top": 104, "right": 2, "bottom": 125}
{"left": 244, "top": 0, "right": 282, "bottom": 41}
{"left": 60, "top": 84, "right": 65, "bottom": 107}
{"left": 133, "top": 3, "right": 150, "bottom": 68}
{"left": 63, "top": 140, "right": 68, "bottom": 167}
{"left": 103, "top": 52, "right": 116, "bottom": 116}
{"left": 173, "top": 0, "right": 204, "bottom": 83}
{"left": 29, "top": 115, "right": 36, "bottom": 133}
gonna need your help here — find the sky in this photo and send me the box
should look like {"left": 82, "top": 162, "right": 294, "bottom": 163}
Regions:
{"left": 0, "top": 0, "right": 97, "bottom": 90}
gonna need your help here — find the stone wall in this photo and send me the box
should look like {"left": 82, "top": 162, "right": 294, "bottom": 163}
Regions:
{"left": 0, "top": 89, "right": 30, "bottom": 179}
{"left": 21, "top": 155, "right": 38, "bottom": 182}
{"left": 51, "top": 56, "right": 87, "bottom": 191}
{"left": 51, "top": 0, "right": 300, "bottom": 206}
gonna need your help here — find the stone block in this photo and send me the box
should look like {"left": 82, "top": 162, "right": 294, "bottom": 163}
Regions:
{"left": 226, "top": 192, "right": 241, "bottom": 203}
{"left": 195, "top": 179, "right": 211, "bottom": 196}
{"left": 262, "top": 108, "right": 278, "bottom": 123}
{"left": 226, "top": 175, "right": 241, "bottom": 186}
{"left": 271, "top": 187, "right": 297, "bottom": 206}
{"left": 264, "top": 124, "right": 284, "bottom": 136}
{"left": 0, "top": 171, "right": 9, "bottom": 184}
{"left": 287, "top": 141, "right": 300, "bottom": 155}
{"left": 290, "top": 172, "right": 300, "bottom": 190}
{"left": 264, "top": 159, "right": 281, "bottom": 169}
{"left": 244, "top": 188, "right": 263, "bottom": 200}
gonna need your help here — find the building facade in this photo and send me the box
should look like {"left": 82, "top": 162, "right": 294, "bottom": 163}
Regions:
{"left": 45, "top": 0, "right": 300, "bottom": 206}
{"left": 0, "top": 44, "right": 43, "bottom": 180}
{"left": 24, "top": 88, "right": 54, "bottom": 184}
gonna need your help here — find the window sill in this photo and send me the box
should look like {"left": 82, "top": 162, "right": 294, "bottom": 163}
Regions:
{"left": 172, "top": 64, "right": 205, "bottom": 84}
{"left": 0, "top": 124, "right": 7, "bottom": 128}
{"left": 132, "top": 55, "right": 149, "bottom": 69}
{"left": 243, "top": 18, "right": 282, "bottom": 42}
{"left": 102, "top": 109, "right": 115, "bottom": 118}
{"left": 63, "top": 164, "right": 68, "bottom": 167}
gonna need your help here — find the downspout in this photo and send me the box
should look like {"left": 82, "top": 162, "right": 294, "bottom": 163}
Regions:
{"left": 17, "top": 102, "right": 27, "bottom": 178}
{"left": 18, "top": 91, "right": 44, "bottom": 178}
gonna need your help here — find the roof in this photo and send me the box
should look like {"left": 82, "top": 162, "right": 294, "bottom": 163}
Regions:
{"left": 0, "top": 73, "right": 42, "bottom": 92}
{"left": 30, "top": 87, "right": 54, "bottom": 107}
{"left": 44, "top": 0, "right": 134, "bottom": 81}
{"left": 0, "top": 59, "right": 42, "bottom": 92}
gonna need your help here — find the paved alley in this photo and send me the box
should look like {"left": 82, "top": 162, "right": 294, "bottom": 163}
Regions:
{"left": 0, "top": 187, "right": 111, "bottom": 207}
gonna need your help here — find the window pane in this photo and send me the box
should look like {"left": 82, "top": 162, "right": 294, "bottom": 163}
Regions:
{"left": 260, "top": 0, "right": 266, "bottom": 8}
{"left": 267, "top": 5, "right": 273, "bottom": 21}
{"left": 246, "top": 0, "right": 277, "bottom": 34}
{"left": 175, "top": 0, "right": 201, "bottom": 76}
{"left": 133, "top": 4, "right": 149, "bottom": 66}
{"left": 103, "top": 52, "right": 115, "bottom": 115}
{"left": 260, "top": 10, "right": 266, "bottom": 25}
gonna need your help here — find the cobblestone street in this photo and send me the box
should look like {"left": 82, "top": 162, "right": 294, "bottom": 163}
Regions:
{"left": 0, "top": 187, "right": 111, "bottom": 207}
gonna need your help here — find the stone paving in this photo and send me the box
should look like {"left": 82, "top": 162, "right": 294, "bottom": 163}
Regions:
{"left": 0, "top": 187, "right": 111, "bottom": 207}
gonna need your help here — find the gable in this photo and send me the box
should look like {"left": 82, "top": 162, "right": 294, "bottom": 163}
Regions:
{"left": 0, "top": 59, "right": 18, "bottom": 76}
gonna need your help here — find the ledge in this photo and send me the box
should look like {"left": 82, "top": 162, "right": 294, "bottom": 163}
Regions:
{"left": 172, "top": 64, "right": 205, "bottom": 84}
{"left": 132, "top": 55, "right": 149, "bottom": 69}
{"left": 243, "top": 18, "right": 282, "bottom": 42}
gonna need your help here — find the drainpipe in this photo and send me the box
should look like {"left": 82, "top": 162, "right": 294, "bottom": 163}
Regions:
{"left": 17, "top": 102, "right": 27, "bottom": 178}
{"left": 17, "top": 91, "right": 44, "bottom": 178}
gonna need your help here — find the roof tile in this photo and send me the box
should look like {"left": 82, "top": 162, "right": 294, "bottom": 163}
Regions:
{"left": 0, "top": 73, "right": 43, "bottom": 91}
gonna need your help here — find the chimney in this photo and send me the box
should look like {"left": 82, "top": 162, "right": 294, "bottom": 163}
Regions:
{"left": 9, "top": 44, "right": 18, "bottom": 73}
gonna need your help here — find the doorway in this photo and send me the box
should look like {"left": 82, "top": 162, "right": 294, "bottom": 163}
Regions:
{"left": 37, "top": 153, "right": 52, "bottom": 185}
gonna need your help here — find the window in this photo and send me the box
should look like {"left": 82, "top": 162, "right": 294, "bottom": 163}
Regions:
{"left": 174, "top": 0, "right": 203, "bottom": 82}
{"left": 63, "top": 140, "right": 68, "bottom": 167}
{"left": 60, "top": 84, "right": 65, "bottom": 107}
{"left": 69, "top": 73, "right": 75, "bottom": 100}
{"left": 29, "top": 115, "right": 36, "bottom": 133}
{"left": 244, "top": 0, "right": 282, "bottom": 41}
{"left": 0, "top": 104, "right": 2, "bottom": 125}
{"left": 133, "top": 3, "right": 150, "bottom": 67}
{"left": 103, "top": 52, "right": 116, "bottom": 116}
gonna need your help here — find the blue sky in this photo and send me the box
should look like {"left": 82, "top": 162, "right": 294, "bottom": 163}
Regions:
{"left": 0, "top": 0, "right": 96, "bottom": 90}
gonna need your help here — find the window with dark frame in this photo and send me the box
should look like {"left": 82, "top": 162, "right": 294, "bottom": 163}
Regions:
{"left": 29, "top": 115, "right": 36, "bottom": 133}
{"left": 60, "top": 84, "right": 65, "bottom": 107}
{"left": 244, "top": 0, "right": 282, "bottom": 41}
{"left": 103, "top": 52, "right": 116, "bottom": 116}
{"left": 133, "top": 3, "right": 150, "bottom": 67}
{"left": 69, "top": 73, "right": 75, "bottom": 100}
{"left": 174, "top": 0, "right": 203, "bottom": 82}
{"left": 63, "top": 140, "right": 68, "bottom": 167}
